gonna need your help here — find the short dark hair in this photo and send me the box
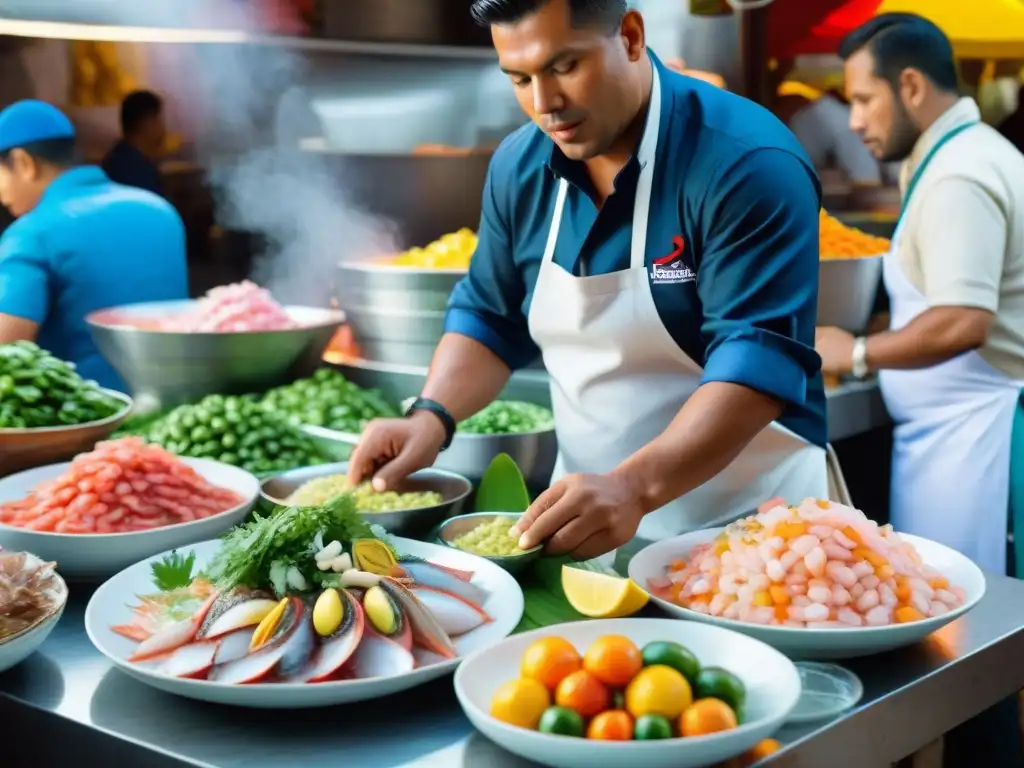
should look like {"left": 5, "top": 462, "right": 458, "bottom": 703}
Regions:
{"left": 838, "top": 13, "right": 959, "bottom": 93}
{"left": 0, "top": 137, "right": 77, "bottom": 167}
{"left": 120, "top": 90, "right": 163, "bottom": 135}
{"left": 470, "top": 0, "right": 627, "bottom": 30}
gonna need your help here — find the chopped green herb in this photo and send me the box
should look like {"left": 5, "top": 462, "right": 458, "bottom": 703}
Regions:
{"left": 151, "top": 550, "right": 197, "bottom": 591}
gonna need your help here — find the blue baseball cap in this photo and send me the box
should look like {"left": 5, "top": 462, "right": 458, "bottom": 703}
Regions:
{"left": 0, "top": 100, "right": 75, "bottom": 154}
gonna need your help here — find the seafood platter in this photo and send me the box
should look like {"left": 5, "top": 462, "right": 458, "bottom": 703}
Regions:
{"left": 0, "top": 549, "right": 68, "bottom": 674}
{"left": 0, "top": 438, "right": 260, "bottom": 579}
{"left": 629, "top": 499, "right": 986, "bottom": 659}
{"left": 85, "top": 495, "right": 524, "bottom": 708}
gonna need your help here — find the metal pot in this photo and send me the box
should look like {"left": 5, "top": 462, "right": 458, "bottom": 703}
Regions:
{"left": 817, "top": 257, "right": 884, "bottom": 333}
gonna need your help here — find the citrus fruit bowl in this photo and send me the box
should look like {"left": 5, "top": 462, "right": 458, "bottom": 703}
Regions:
{"left": 453, "top": 618, "right": 800, "bottom": 768}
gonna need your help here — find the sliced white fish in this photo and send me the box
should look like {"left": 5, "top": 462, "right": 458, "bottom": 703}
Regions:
{"left": 350, "top": 632, "right": 415, "bottom": 679}
{"left": 399, "top": 560, "right": 488, "bottom": 606}
{"left": 158, "top": 642, "right": 218, "bottom": 679}
{"left": 410, "top": 586, "right": 489, "bottom": 637}
{"left": 200, "top": 599, "right": 279, "bottom": 639}
{"left": 212, "top": 629, "right": 255, "bottom": 665}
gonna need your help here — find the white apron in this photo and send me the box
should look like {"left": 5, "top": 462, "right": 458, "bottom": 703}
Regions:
{"left": 526, "top": 65, "right": 828, "bottom": 543}
{"left": 879, "top": 122, "right": 1023, "bottom": 574}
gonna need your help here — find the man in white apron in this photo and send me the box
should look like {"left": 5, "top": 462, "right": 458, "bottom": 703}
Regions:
{"left": 350, "top": 0, "right": 828, "bottom": 557}
{"left": 816, "top": 15, "right": 1024, "bottom": 766}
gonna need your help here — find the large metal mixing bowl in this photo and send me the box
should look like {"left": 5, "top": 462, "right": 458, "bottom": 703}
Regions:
{"left": 87, "top": 301, "right": 343, "bottom": 410}
{"left": 817, "top": 256, "right": 884, "bottom": 333}
{"left": 0, "top": 390, "right": 133, "bottom": 477}
{"left": 259, "top": 461, "right": 473, "bottom": 539}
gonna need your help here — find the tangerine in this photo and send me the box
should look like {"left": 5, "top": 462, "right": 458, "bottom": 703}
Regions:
{"left": 555, "top": 669, "right": 611, "bottom": 718}
{"left": 679, "top": 698, "right": 739, "bottom": 737}
{"left": 586, "top": 710, "right": 634, "bottom": 741}
{"left": 583, "top": 634, "right": 643, "bottom": 688}
{"left": 520, "top": 636, "right": 582, "bottom": 690}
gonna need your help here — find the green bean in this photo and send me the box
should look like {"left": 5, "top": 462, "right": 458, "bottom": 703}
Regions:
{"left": 0, "top": 342, "right": 123, "bottom": 429}
{"left": 457, "top": 400, "right": 554, "bottom": 435}
{"left": 143, "top": 394, "right": 328, "bottom": 474}
{"left": 258, "top": 368, "right": 399, "bottom": 434}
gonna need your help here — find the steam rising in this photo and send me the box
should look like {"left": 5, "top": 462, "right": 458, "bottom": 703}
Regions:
{"left": 105, "top": 1, "right": 396, "bottom": 306}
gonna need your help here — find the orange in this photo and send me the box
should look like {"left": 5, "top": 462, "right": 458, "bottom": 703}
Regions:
{"left": 555, "top": 669, "right": 611, "bottom": 718}
{"left": 679, "top": 698, "right": 738, "bottom": 737}
{"left": 520, "top": 636, "right": 582, "bottom": 691}
{"left": 583, "top": 635, "right": 643, "bottom": 688}
{"left": 734, "top": 739, "right": 782, "bottom": 766}
{"left": 490, "top": 678, "right": 551, "bottom": 729}
{"left": 586, "top": 710, "right": 634, "bottom": 741}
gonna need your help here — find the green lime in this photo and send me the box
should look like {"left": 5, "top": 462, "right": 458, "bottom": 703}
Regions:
{"left": 641, "top": 641, "right": 701, "bottom": 684}
{"left": 538, "top": 706, "right": 585, "bottom": 737}
{"left": 634, "top": 714, "right": 674, "bottom": 740}
{"left": 612, "top": 690, "right": 626, "bottom": 710}
{"left": 694, "top": 667, "right": 746, "bottom": 712}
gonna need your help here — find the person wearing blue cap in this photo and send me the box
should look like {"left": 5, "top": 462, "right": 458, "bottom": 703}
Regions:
{"left": 0, "top": 99, "right": 188, "bottom": 392}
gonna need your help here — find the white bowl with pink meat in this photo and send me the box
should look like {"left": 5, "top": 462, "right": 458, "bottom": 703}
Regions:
{"left": 628, "top": 501, "right": 986, "bottom": 660}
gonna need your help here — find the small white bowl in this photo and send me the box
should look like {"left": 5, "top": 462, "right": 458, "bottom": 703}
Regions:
{"left": 0, "top": 569, "right": 68, "bottom": 674}
{"left": 454, "top": 618, "right": 800, "bottom": 768}
{"left": 629, "top": 529, "right": 986, "bottom": 660}
{"left": 0, "top": 458, "right": 260, "bottom": 580}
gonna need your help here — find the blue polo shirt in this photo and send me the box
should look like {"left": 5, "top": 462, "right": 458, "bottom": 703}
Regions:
{"left": 0, "top": 166, "right": 188, "bottom": 392}
{"left": 446, "top": 55, "right": 827, "bottom": 447}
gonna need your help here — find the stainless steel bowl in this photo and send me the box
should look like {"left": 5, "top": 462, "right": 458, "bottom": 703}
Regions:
{"left": 337, "top": 261, "right": 466, "bottom": 313}
{"left": 259, "top": 461, "right": 472, "bottom": 539}
{"left": 817, "top": 256, "right": 884, "bottom": 333}
{"left": 435, "top": 512, "right": 543, "bottom": 575}
{"left": 300, "top": 423, "right": 558, "bottom": 495}
{"left": 86, "top": 301, "right": 343, "bottom": 410}
{"left": 0, "top": 390, "right": 133, "bottom": 477}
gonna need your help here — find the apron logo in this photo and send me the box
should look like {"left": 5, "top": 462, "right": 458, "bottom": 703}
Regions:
{"left": 650, "top": 235, "right": 696, "bottom": 285}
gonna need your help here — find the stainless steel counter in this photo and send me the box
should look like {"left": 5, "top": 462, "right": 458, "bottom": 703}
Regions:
{"left": 826, "top": 380, "right": 891, "bottom": 442}
{"left": 3, "top": 573, "right": 1023, "bottom": 768}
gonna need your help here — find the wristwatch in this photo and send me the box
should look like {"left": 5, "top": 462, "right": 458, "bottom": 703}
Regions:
{"left": 405, "top": 397, "right": 456, "bottom": 451}
{"left": 851, "top": 337, "right": 870, "bottom": 380}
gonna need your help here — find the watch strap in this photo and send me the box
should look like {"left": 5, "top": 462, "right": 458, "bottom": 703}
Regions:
{"left": 405, "top": 397, "right": 455, "bottom": 451}
{"left": 851, "top": 337, "right": 869, "bottom": 379}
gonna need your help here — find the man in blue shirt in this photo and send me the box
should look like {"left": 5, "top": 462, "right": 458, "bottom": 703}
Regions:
{"left": 0, "top": 100, "right": 188, "bottom": 392}
{"left": 101, "top": 90, "right": 166, "bottom": 197}
{"left": 351, "top": 0, "right": 828, "bottom": 558}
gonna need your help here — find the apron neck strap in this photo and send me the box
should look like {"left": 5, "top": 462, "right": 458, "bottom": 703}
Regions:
{"left": 543, "top": 63, "right": 664, "bottom": 269}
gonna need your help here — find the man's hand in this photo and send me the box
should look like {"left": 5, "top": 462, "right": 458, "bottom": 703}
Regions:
{"left": 510, "top": 473, "right": 646, "bottom": 560}
{"left": 347, "top": 411, "right": 447, "bottom": 492}
{"left": 815, "top": 326, "right": 855, "bottom": 376}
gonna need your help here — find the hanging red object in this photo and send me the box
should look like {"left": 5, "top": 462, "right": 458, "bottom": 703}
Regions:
{"left": 767, "top": 0, "right": 884, "bottom": 59}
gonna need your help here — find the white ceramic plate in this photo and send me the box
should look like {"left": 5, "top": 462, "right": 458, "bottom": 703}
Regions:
{"left": 628, "top": 529, "right": 986, "bottom": 660}
{"left": 455, "top": 618, "right": 800, "bottom": 768}
{"left": 0, "top": 458, "right": 260, "bottom": 580}
{"left": 85, "top": 536, "right": 524, "bottom": 708}
{"left": 0, "top": 571, "right": 68, "bottom": 674}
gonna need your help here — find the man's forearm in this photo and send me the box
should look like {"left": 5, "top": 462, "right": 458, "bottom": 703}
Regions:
{"left": 419, "top": 332, "right": 513, "bottom": 421}
{"left": 610, "top": 382, "right": 784, "bottom": 514}
{"left": 865, "top": 306, "right": 992, "bottom": 371}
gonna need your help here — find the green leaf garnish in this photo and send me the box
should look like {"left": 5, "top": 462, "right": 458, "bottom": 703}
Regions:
{"left": 151, "top": 550, "right": 197, "bottom": 591}
{"left": 204, "top": 494, "right": 378, "bottom": 593}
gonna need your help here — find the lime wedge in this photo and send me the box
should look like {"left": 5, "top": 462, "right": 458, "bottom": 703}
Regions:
{"left": 474, "top": 453, "right": 531, "bottom": 513}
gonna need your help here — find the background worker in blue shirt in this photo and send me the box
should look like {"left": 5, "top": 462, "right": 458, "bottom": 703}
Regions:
{"left": 0, "top": 100, "right": 188, "bottom": 392}
{"left": 351, "top": 0, "right": 829, "bottom": 559}
{"left": 102, "top": 90, "right": 166, "bottom": 197}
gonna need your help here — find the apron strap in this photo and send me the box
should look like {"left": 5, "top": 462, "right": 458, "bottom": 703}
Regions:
{"left": 542, "top": 180, "right": 570, "bottom": 265}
